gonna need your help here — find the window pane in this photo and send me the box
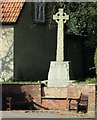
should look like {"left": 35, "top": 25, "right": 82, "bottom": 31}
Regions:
{"left": 34, "top": 2, "right": 45, "bottom": 23}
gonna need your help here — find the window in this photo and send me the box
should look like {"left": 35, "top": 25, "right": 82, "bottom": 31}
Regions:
{"left": 34, "top": 2, "right": 45, "bottom": 23}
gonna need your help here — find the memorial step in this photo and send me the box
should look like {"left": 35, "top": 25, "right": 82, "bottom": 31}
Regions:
{"left": 42, "top": 87, "right": 67, "bottom": 98}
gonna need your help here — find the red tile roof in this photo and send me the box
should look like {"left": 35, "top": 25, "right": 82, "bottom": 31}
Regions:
{"left": 0, "top": 1, "right": 24, "bottom": 23}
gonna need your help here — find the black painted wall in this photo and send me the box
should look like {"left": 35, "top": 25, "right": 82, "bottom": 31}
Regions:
{"left": 14, "top": 3, "right": 85, "bottom": 81}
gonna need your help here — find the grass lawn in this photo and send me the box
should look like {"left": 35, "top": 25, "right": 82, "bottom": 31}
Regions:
{"left": 0, "top": 77, "right": 97, "bottom": 84}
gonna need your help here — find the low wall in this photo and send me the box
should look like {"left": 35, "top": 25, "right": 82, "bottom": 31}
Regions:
{"left": 67, "top": 84, "right": 96, "bottom": 113}
{"left": 2, "top": 83, "right": 41, "bottom": 109}
{"left": 41, "top": 84, "right": 96, "bottom": 113}
{"left": 2, "top": 83, "right": 96, "bottom": 114}
{"left": 42, "top": 98, "right": 67, "bottom": 110}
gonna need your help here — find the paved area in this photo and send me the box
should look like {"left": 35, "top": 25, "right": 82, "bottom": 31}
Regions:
{"left": 0, "top": 110, "right": 96, "bottom": 119}
{"left": 2, "top": 111, "right": 64, "bottom": 118}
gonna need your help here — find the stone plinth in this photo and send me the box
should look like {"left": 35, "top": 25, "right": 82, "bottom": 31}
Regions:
{"left": 48, "top": 61, "right": 70, "bottom": 87}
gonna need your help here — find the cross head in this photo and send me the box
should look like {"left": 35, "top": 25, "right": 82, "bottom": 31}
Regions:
{"left": 53, "top": 8, "right": 69, "bottom": 23}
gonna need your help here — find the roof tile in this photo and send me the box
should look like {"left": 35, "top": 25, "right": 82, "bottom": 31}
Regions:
{"left": 1, "top": 1, "right": 24, "bottom": 23}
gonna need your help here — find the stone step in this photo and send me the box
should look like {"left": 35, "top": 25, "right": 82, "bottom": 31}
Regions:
{"left": 42, "top": 87, "right": 67, "bottom": 98}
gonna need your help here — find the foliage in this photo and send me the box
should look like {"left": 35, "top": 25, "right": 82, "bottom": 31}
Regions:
{"left": 85, "top": 77, "right": 97, "bottom": 84}
{"left": 77, "top": 77, "right": 97, "bottom": 84}
{"left": 94, "top": 48, "right": 97, "bottom": 76}
{"left": 53, "top": 2, "right": 97, "bottom": 48}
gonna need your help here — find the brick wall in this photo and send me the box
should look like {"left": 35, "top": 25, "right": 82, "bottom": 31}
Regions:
{"left": 41, "top": 84, "right": 96, "bottom": 113}
{"left": 2, "top": 83, "right": 96, "bottom": 113}
{"left": 67, "top": 84, "right": 96, "bottom": 113}
{"left": 2, "top": 84, "right": 41, "bottom": 109}
{"left": 42, "top": 98, "right": 67, "bottom": 110}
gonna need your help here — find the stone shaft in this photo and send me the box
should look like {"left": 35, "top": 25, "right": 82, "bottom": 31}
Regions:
{"left": 53, "top": 8, "right": 69, "bottom": 62}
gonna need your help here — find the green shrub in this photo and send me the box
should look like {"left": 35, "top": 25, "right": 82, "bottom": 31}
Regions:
{"left": 85, "top": 77, "right": 97, "bottom": 84}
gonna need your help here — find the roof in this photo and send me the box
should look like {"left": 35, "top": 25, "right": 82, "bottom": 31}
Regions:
{"left": 0, "top": 1, "right": 24, "bottom": 23}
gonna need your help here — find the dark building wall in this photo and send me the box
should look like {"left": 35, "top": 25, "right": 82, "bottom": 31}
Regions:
{"left": 65, "top": 35, "right": 84, "bottom": 79}
{"left": 83, "top": 47, "right": 96, "bottom": 78}
{"left": 14, "top": 2, "right": 84, "bottom": 81}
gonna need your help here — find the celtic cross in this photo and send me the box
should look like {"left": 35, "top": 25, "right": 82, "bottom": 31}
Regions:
{"left": 53, "top": 8, "right": 69, "bottom": 62}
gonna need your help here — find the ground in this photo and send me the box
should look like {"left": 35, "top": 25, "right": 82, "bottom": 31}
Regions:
{"left": 1, "top": 110, "right": 96, "bottom": 119}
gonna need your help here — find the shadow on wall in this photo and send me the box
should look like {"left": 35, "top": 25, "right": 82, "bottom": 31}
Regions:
{"left": 2, "top": 84, "right": 23, "bottom": 110}
{"left": 0, "top": 44, "right": 13, "bottom": 81}
{"left": 2, "top": 84, "right": 35, "bottom": 110}
{"left": 2, "top": 84, "right": 43, "bottom": 110}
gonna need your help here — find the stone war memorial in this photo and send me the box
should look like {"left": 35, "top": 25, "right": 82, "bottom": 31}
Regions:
{"left": 48, "top": 8, "right": 70, "bottom": 87}
{"left": 1, "top": 2, "right": 96, "bottom": 118}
